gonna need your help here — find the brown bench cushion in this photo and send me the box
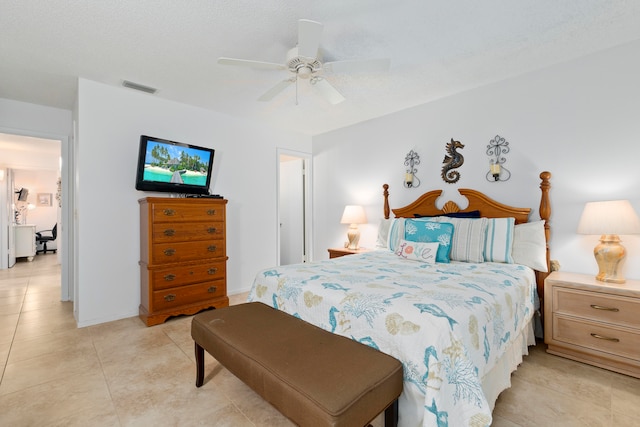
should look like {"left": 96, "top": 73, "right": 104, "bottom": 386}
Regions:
{"left": 191, "top": 302, "right": 403, "bottom": 427}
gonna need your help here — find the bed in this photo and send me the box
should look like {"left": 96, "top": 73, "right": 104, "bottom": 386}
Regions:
{"left": 248, "top": 171, "right": 552, "bottom": 427}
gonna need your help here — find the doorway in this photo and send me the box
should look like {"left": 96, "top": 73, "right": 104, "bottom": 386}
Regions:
{"left": 277, "top": 149, "right": 312, "bottom": 266}
{"left": 0, "top": 131, "right": 72, "bottom": 302}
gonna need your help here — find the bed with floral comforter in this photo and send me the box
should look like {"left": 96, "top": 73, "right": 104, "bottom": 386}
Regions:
{"left": 248, "top": 250, "right": 537, "bottom": 427}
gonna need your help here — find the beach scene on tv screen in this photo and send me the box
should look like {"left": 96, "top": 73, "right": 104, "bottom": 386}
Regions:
{"left": 143, "top": 141, "right": 210, "bottom": 186}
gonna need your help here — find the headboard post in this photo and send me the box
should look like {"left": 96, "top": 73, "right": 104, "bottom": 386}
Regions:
{"left": 383, "top": 184, "right": 390, "bottom": 220}
{"left": 537, "top": 171, "right": 552, "bottom": 307}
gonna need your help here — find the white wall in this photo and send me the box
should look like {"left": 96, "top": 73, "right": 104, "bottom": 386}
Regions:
{"left": 312, "top": 39, "right": 640, "bottom": 280}
{"left": 0, "top": 98, "right": 72, "bottom": 137}
{"left": 0, "top": 99, "right": 71, "bottom": 269}
{"left": 75, "top": 79, "right": 311, "bottom": 327}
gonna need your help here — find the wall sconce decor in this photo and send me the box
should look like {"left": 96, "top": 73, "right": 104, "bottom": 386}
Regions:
{"left": 340, "top": 205, "right": 367, "bottom": 250}
{"left": 404, "top": 150, "right": 421, "bottom": 188}
{"left": 577, "top": 199, "right": 640, "bottom": 283}
{"left": 486, "top": 134, "right": 511, "bottom": 182}
{"left": 441, "top": 138, "right": 464, "bottom": 184}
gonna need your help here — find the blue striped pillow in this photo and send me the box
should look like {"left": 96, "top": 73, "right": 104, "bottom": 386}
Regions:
{"left": 484, "top": 217, "right": 515, "bottom": 263}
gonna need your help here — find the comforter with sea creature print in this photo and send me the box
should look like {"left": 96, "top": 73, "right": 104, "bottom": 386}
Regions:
{"left": 248, "top": 250, "right": 536, "bottom": 427}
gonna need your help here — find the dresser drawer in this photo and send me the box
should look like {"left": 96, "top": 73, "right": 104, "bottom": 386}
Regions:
{"left": 553, "top": 314, "right": 640, "bottom": 361}
{"left": 152, "top": 222, "right": 224, "bottom": 243}
{"left": 553, "top": 287, "right": 639, "bottom": 328}
{"left": 151, "top": 240, "right": 225, "bottom": 264}
{"left": 152, "top": 281, "right": 226, "bottom": 311}
{"left": 151, "top": 202, "right": 225, "bottom": 223}
{"left": 150, "top": 261, "right": 226, "bottom": 290}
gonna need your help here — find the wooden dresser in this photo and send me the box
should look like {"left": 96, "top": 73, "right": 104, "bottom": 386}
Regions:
{"left": 139, "top": 197, "right": 229, "bottom": 326}
{"left": 544, "top": 271, "right": 640, "bottom": 378}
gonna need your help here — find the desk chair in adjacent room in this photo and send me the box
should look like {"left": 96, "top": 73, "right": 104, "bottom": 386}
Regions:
{"left": 36, "top": 223, "right": 57, "bottom": 254}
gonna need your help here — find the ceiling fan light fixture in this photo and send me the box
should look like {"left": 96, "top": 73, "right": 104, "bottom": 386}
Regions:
{"left": 297, "top": 66, "right": 312, "bottom": 79}
{"left": 217, "top": 18, "right": 388, "bottom": 105}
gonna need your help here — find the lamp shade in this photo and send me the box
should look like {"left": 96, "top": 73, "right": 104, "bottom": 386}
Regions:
{"left": 340, "top": 205, "right": 367, "bottom": 225}
{"left": 577, "top": 200, "right": 640, "bottom": 235}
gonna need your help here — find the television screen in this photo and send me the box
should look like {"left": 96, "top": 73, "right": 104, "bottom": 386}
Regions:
{"left": 17, "top": 188, "right": 29, "bottom": 201}
{"left": 135, "top": 135, "right": 215, "bottom": 195}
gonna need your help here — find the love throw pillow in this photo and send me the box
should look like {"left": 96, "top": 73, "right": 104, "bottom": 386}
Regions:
{"left": 395, "top": 239, "right": 439, "bottom": 263}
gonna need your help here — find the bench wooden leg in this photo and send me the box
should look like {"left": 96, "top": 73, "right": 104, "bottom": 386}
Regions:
{"left": 195, "top": 342, "right": 205, "bottom": 387}
{"left": 384, "top": 399, "right": 398, "bottom": 427}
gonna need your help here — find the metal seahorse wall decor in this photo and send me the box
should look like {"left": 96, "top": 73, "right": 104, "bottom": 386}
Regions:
{"left": 441, "top": 138, "right": 465, "bottom": 184}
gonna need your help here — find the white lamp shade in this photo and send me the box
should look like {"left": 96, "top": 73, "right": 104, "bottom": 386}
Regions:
{"left": 340, "top": 205, "right": 367, "bottom": 224}
{"left": 577, "top": 200, "right": 640, "bottom": 235}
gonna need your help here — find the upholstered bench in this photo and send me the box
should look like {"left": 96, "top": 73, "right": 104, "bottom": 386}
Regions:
{"left": 191, "top": 302, "right": 403, "bottom": 427}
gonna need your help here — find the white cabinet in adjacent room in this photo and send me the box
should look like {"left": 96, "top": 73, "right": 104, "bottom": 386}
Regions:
{"left": 14, "top": 224, "right": 36, "bottom": 261}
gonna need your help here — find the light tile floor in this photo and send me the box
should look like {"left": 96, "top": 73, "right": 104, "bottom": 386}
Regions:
{"left": 1, "top": 255, "right": 639, "bottom": 426}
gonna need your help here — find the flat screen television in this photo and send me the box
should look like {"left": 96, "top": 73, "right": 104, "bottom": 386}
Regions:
{"left": 16, "top": 188, "right": 29, "bottom": 201}
{"left": 135, "top": 135, "right": 215, "bottom": 195}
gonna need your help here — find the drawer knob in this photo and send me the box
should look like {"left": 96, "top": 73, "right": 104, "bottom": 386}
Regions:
{"left": 207, "top": 209, "right": 216, "bottom": 216}
{"left": 164, "top": 294, "right": 176, "bottom": 302}
{"left": 207, "top": 286, "right": 217, "bottom": 293}
{"left": 590, "top": 304, "right": 619, "bottom": 312}
{"left": 163, "top": 274, "right": 176, "bottom": 281}
{"left": 207, "top": 227, "right": 217, "bottom": 234}
{"left": 164, "top": 248, "right": 176, "bottom": 256}
{"left": 590, "top": 333, "right": 620, "bottom": 342}
{"left": 207, "top": 267, "right": 218, "bottom": 275}
{"left": 163, "top": 209, "right": 176, "bottom": 216}
{"left": 164, "top": 229, "right": 176, "bottom": 236}
{"left": 207, "top": 245, "right": 217, "bottom": 252}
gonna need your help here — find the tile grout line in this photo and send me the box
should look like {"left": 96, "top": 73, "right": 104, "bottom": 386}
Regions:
{"left": 0, "top": 276, "right": 30, "bottom": 387}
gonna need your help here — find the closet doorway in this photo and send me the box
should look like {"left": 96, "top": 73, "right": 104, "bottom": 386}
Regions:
{"left": 277, "top": 149, "right": 312, "bottom": 266}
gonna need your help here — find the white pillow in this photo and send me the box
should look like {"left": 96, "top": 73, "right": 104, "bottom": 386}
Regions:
{"left": 395, "top": 239, "right": 439, "bottom": 263}
{"left": 512, "top": 220, "right": 548, "bottom": 272}
{"left": 375, "top": 218, "right": 393, "bottom": 249}
{"left": 484, "top": 217, "right": 516, "bottom": 263}
{"left": 432, "top": 217, "right": 488, "bottom": 263}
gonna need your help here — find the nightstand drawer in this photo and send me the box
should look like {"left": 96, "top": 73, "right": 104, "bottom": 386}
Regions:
{"left": 553, "top": 287, "right": 639, "bottom": 328}
{"left": 553, "top": 314, "right": 640, "bottom": 361}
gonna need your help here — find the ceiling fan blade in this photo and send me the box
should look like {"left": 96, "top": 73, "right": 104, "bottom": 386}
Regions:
{"left": 324, "top": 58, "right": 391, "bottom": 74}
{"left": 218, "top": 57, "right": 286, "bottom": 70}
{"left": 311, "top": 78, "right": 345, "bottom": 105}
{"left": 257, "top": 79, "right": 295, "bottom": 102}
{"left": 297, "top": 19, "right": 323, "bottom": 59}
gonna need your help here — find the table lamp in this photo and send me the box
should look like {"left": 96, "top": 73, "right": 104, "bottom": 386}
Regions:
{"left": 577, "top": 200, "right": 640, "bottom": 283}
{"left": 341, "top": 205, "right": 367, "bottom": 250}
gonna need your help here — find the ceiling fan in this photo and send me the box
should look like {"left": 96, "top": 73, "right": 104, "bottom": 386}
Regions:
{"left": 217, "top": 19, "right": 390, "bottom": 105}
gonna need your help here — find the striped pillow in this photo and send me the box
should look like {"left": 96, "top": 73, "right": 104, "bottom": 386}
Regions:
{"left": 429, "top": 217, "right": 488, "bottom": 263}
{"left": 484, "top": 217, "right": 516, "bottom": 263}
{"left": 445, "top": 217, "right": 488, "bottom": 263}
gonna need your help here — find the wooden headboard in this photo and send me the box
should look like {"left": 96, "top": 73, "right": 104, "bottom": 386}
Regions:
{"left": 382, "top": 171, "right": 552, "bottom": 307}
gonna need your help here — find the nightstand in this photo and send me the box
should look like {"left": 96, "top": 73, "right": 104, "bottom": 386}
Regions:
{"left": 328, "top": 247, "right": 371, "bottom": 259}
{"left": 544, "top": 271, "right": 640, "bottom": 378}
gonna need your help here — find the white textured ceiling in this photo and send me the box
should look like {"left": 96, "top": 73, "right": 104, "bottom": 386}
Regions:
{"left": 2, "top": 1, "right": 640, "bottom": 136}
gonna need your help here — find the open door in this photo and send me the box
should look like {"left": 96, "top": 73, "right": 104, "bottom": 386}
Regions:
{"left": 1, "top": 168, "right": 17, "bottom": 268}
{"left": 278, "top": 149, "right": 312, "bottom": 266}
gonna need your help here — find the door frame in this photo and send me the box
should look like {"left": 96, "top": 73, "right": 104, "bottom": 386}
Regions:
{"left": 0, "top": 127, "right": 74, "bottom": 303}
{"left": 276, "top": 148, "right": 313, "bottom": 266}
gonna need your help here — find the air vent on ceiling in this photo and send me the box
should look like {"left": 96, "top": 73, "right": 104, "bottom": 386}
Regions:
{"left": 122, "top": 80, "right": 157, "bottom": 94}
